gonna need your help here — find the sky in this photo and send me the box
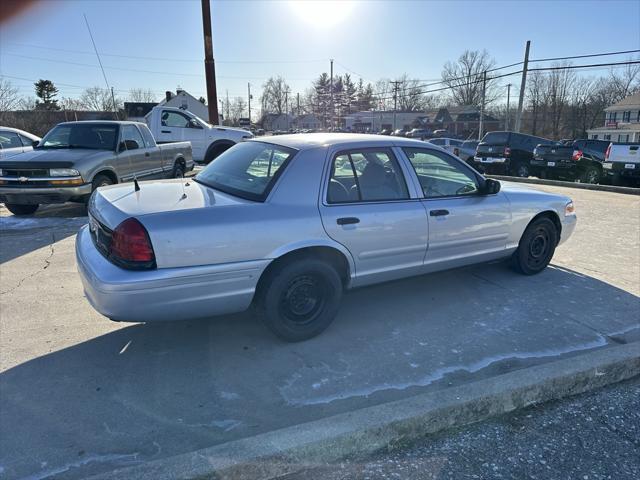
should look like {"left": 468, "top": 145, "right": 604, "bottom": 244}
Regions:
{"left": 1, "top": 0, "right": 639, "bottom": 118}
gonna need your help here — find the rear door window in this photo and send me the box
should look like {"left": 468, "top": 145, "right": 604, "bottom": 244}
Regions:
{"left": 328, "top": 149, "right": 409, "bottom": 203}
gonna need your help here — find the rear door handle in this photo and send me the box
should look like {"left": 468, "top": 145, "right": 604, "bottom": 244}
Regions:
{"left": 430, "top": 209, "right": 449, "bottom": 217}
{"left": 337, "top": 217, "right": 360, "bottom": 225}
{"left": 161, "top": 130, "right": 171, "bottom": 133}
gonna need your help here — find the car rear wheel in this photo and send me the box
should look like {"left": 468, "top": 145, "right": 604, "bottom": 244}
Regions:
{"left": 511, "top": 217, "right": 557, "bottom": 275}
{"left": 512, "top": 163, "right": 530, "bottom": 178}
{"left": 172, "top": 162, "right": 185, "bottom": 178}
{"left": 580, "top": 166, "right": 600, "bottom": 184}
{"left": 5, "top": 203, "right": 39, "bottom": 215}
{"left": 258, "top": 258, "right": 343, "bottom": 342}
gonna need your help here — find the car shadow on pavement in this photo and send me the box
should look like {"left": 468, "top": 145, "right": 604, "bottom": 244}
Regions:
{"left": 1, "top": 263, "right": 639, "bottom": 479}
{"left": 0, "top": 203, "right": 87, "bottom": 264}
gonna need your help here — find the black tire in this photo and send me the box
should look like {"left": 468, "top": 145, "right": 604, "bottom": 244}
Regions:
{"left": 5, "top": 203, "right": 39, "bottom": 215}
{"left": 258, "top": 258, "right": 343, "bottom": 342}
{"left": 580, "top": 166, "right": 600, "bottom": 184}
{"left": 511, "top": 217, "right": 557, "bottom": 275}
{"left": 204, "top": 142, "right": 234, "bottom": 164}
{"left": 172, "top": 162, "right": 185, "bottom": 178}
{"left": 92, "top": 173, "right": 114, "bottom": 190}
{"left": 512, "top": 162, "right": 530, "bottom": 178}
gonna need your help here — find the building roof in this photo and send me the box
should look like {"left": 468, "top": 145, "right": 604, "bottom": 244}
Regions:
{"left": 587, "top": 123, "right": 640, "bottom": 132}
{"left": 605, "top": 92, "right": 640, "bottom": 111}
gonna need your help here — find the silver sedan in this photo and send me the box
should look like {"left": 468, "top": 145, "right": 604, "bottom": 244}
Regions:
{"left": 76, "top": 134, "right": 576, "bottom": 341}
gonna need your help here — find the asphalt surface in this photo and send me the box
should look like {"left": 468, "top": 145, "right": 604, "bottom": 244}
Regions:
{"left": 0, "top": 185, "right": 639, "bottom": 479}
{"left": 280, "top": 376, "right": 640, "bottom": 480}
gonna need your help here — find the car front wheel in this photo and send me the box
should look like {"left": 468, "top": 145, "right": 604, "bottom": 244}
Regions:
{"left": 5, "top": 203, "right": 39, "bottom": 215}
{"left": 259, "top": 258, "right": 343, "bottom": 342}
{"left": 511, "top": 217, "right": 557, "bottom": 275}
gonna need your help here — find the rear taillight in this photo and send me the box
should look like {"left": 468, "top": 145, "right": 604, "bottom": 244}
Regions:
{"left": 605, "top": 143, "right": 612, "bottom": 160}
{"left": 504, "top": 147, "right": 511, "bottom": 156}
{"left": 110, "top": 218, "right": 156, "bottom": 269}
{"left": 572, "top": 149, "right": 583, "bottom": 161}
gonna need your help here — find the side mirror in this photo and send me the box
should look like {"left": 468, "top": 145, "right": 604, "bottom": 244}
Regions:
{"left": 118, "top": 139, "right": 139, "bottom": 152}
{"left": 481, "top": 178, "right": 501, "bottom": 195}
{"left": 32, "top": 140, "right": 40, "bottom": 147}
{"left": 188, "top": 118, "right": 202, "bottom": 129}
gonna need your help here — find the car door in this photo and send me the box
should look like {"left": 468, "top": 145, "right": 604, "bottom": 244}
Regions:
{"left": 116, "top": 124, "right": 154, "bottom": 181}
{"left": 0, "top": 130, "right": 25, "bottom": 159}
{"left": 157, "top": 109, "right": 205, "bottom": 159}
{"left": 400, "top": 147, "right": 511, "bottom": 270}
{"left": 318, "top": 147, "right": 429, "bottom": 286}
{"left": 138, "top": 124, "right": 168, "bottom": 177}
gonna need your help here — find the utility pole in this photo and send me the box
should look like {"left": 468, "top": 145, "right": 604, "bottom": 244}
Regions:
{"left": 390, "top": 80, "right": 400, "bottom": 131}
{"left": 247, "top": 82, "right": 252, "bottom": 126}
{"left": 226, "top": 89, "right": 230, "bottom": 123}
{"left": 201, "top": 0, "right": 219, "bottom": 125}
{"left": 284, "top": 87, "right": 289, "bottom": 130}
{"left": 505, "top": 83, "right": 512, "bottom": 131}
{"left": 514, "top": 40, "right": 530, "bottom": 133}
{"left": 478, "top": 71, "right": 487, "bottom": 141}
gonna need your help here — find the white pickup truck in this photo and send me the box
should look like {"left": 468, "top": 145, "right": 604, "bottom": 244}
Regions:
{"left": 146, "top": 106, "right": 253, "bottom": 164}
{"left": 602, "top": 142, "right": 640, "bottom": 186}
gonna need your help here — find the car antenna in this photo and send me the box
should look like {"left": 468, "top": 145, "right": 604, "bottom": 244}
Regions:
{"left": 179, "top": 169, "right": 187, "bottom": 200}
{"left": 119, "top": 124, "right": 141, "bottom": 193}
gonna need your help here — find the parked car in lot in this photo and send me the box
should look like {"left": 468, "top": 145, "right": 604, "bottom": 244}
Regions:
{"left": 475, "top": 131, "right": 554, "bottom": 177}
{"left": 458, "top": 140, "right": 479, "bottom": 164}
{"left": 531, "top": 139, "right": 609, "bottom": 184}
{"left": 427, "top": 137, "right": 463, "bottom": 155}
{"left": 146, "top": 106, "right": 252, "bottom": 164}
{"left": 379, "top": 129, "right": 392, "bottom": 136}
{"left": 406, "top": 128, "right": 430, "bottom": 140}
{"left": 602, "top": 142, "right": 640, "bottom": 186}
{"left": 76, "top": 133, "right": 576, "bottom": 342}
{"left": 0, "top": 121, "right": 192, "bottom": 215}
{"left": 0, "top": 126, "right": 41, "bottom": 159}
{"left": 391, "top": 128, "right": 408, "bottom": 137}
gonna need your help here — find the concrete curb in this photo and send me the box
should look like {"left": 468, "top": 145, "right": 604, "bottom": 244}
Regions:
{"left": 88, "top": 342, "right": 640, "bottom": 480}
{"left": 488, "top": 175, "right": 640, "bottom": 195}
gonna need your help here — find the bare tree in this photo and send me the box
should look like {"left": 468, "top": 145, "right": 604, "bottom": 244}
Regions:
{"left": 80, "top": 87, "right": 121, "bottom": 111}
{"left": 441, "top": 50, "right": 500, "bottom": 107}
{"left": 607, "top": 59, "right": 640, "bottom": 102}
{"left": 128, "top": 88, "right": 158, "bottom": 103}
{"left": 229, "top": 97, "right": 247, "bottom": 125}
{"left": 261, "top": 76, "right": 289, "bottom": 114}
{"left": 0, "top": 79, "right": 21, "bottom": 114}
{"left": 60, "top": 97, "right": 86, "bottom": 111}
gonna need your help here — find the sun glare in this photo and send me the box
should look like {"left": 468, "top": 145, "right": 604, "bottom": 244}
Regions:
{"left": 289, "top": 0, "right": 356, "bottom": 28}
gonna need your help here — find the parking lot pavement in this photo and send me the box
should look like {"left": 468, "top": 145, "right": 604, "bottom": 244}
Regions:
{"left": 0, "top": 185, "right": 638, "bottom": 479}
{"left": 279, "top": 376, "right": 640, "bottom": 480}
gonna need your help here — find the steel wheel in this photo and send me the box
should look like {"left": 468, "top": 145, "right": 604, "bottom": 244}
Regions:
{"left": 278, "top": 274, "right": 327, "bottom": 326}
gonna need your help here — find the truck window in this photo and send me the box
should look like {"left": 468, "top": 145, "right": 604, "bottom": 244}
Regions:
{"left": 139, "top": 125, "right": 156, "bottom": 148}
{"left": 0, "top": 131, "right": 22, "bottom": 149}
{"left": 121, "top": 125, "right": 145, "bottom": 150}
{"left": 481, "top": 132, "right": 509, "bottom": 145}
{"left": 161, "top": 110, "right": 190, "bottom": 128}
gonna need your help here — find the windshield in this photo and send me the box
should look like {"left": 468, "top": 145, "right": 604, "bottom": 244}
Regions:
{"left": 39, "top": 124, "right": 118, "bottom": 150}
{"left": 481, "top": 131, "right": 510, "bottom": 145}
{"left": 195, "top": 141, "right": 296, "bottom": 201}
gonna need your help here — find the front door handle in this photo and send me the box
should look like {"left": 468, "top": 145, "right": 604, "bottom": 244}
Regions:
{"left": 161, "top": 130, "right": 171, "bottom": 134}
{"left": 337, "top": 217, "right": 360, "bottom": 225}
{"left": 430, "top": 209, "right": 449, "bottom": 217}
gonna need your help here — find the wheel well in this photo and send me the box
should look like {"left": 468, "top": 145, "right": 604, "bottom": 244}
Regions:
{"left": 174, "top": 157, "right": 186, "bottom": 169}
{"left": 254, "top": 247, "right": 351, "bottom": 302}
{"left": 205, "top": 140, "right": 235, "bottom": 163}
{"left": 93, "top": 170, "right": 117, "bottom": 184}
{"left": 530, "top": 210, "right": 562, "bottom": 245}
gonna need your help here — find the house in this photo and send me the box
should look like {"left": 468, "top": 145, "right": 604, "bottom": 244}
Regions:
{"left": 261, "top": 113, "right": 294, "bottom": 131}
{"left": 587, "top": 92, "right": 640, "bottom": 143}
{"left": 344, "top": 111, "right": 428, "bottom": 132}
{"left": 293, "top": 114, "right": 321, "bottom": 130}
{"left": 145, "top": 89, "right": 212, "bottom": 123}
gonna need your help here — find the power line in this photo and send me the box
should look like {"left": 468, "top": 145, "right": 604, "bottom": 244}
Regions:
{"left": 530, "top": 49, "right": 640, "bottom": 63}
{"left": 4, "top": 42, "right": 327, "bottom": 64}
{"left": 529, "top": 60, "right": 640, "bottom": 72}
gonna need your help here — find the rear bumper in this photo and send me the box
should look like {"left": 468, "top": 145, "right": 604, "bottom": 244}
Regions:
{"left": 75, "top": 226, "right": 269, "bottom": 322}
{"left": 0, "top": 184, "right": 92, "bottom": 204}
{"left": 602, "top": 162, "right": 640, "bottom": 178}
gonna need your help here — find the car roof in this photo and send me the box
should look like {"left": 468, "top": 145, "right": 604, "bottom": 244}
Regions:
{"left": 0, "top": 126, "right": 41, "bottom": 140}
{"left": 250, "top": 133, "right": 431, "bottom": 151}
{"left": 56, "top": 120, "right": 144, "bottom": 126}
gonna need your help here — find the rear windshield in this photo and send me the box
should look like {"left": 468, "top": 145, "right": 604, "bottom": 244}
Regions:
{"left": 461, "top": 141, "right": 478, "bottom": 149}
{"left": 39, "top": 124, "right": 118, "bottom": 150}
{"left": 481, "top": 132, "right": 510, "bottom": 145}
{"left": 195, "top": 141, "right": 296, "bottom": 201}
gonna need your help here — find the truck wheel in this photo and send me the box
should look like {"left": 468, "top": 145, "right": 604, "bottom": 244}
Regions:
{"left": 172, "top": 162, "right": 185, "bottom": 178}
{"left": 92, "top": 174, "right": 114, "bottom": 190}
{"left": 511, "top": 217, "right": 557, "bottom": 275}
{"left": 580, "top": 166, "right": 600, "bottom": 184}
{"left": 204, "top": 142, "right": 234, "bottom": 164}
{"left": 5, "top": 203, "right": 39, "bottom": 215}
{"left": 258, "top": 258, "right": 343, "bottom": 342}
{"left": 512, "top": 163, "right": 530, "bottom": 178}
